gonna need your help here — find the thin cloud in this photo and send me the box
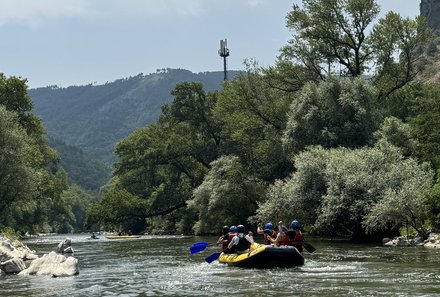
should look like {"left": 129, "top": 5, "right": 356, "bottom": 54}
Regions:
{"left": 247, "top": 0, "right": 263, "bottom": 7}
{"left": 0, "top": 0, "right": 211, "bottom": 27}
{"left": 0, "top": 0, "right": 89, "bottom": 27}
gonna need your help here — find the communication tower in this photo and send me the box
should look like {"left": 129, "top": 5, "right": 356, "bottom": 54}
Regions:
{"left": 218, "top": 39, "right": 230, "bottom": 80}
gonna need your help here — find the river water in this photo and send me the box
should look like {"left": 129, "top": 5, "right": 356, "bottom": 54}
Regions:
{"left": 2, "top": 234, "right": 440, "bottom": 296}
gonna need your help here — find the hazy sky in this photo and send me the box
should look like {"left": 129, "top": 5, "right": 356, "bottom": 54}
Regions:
{"left": 0, "top": 0, "right": 420, "bottom": 88}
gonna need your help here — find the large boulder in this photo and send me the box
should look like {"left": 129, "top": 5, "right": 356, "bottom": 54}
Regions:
{"left": 0, "top": 236, "right": 38, "bottom": 262}
{"left": 55, "top": 238, "right": 74, "bottom": 254}
{"left": 383, "top": 236, "right": 412, "bottom": 247}
{"left": 0, "top": 236, "right": 79, "bottom": 276}
{"left": 421, "top": 0, "right": 440, "bottom": 32}
{"left": 0, "top": 257, "right": 26, "bottom": 273}
{"left": 18, "top": 251, "right": 79, "bottom": 277}
{"left": 424, "top": 233, "right": 440, "bottom": 248}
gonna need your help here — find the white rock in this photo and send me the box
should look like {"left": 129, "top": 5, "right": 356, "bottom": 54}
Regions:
{"left": 18, "top": 251, "right": 79, "bottom": 277}
{"left": 55, "top": 238, "right": 74, "bottom": 254}
{"left": 0, "top": 238, "right": 36, "bottom": 262}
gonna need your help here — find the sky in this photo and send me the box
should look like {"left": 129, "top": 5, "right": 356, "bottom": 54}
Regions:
{"left": 0, "top": 0, "right": 421, "bottom": 88}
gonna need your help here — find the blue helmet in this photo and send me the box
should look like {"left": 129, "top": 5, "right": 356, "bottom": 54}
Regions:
{"left": 229, "top": 226, "right": 237, "bottom": 232}
{"left": 264, "top": 222, "right": 273, "bottom": 230}
{"left": 291, "top": 220, "right": 300, "bottom": 230}
{"left": 237, "top": 225, "right": 245, "bottom": 234}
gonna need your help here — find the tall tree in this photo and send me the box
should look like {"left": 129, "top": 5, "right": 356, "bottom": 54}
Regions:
{"left": 370, "top": 12, "right": 432, "bottom": 98}
{"left": 283, "top": 0, "right": 380, "bottom": 78}
{"left": 0, "top": 74, "right": 68, "bottom": 233}
{"left": 189, "top": 155, "right": 266, "bottom": 234}
{"left": 409, "top": 85, "right": 440, "bottom": 171}
{"left": 0, "top": 106, "right": 37, "bottom": 230}
{"left": 281, "top": 0, "right": 431, "bottom": 97}
{"left": 91, "top": 82, "right": 223, "bottom": 233}
{"left": 214, "top": 67, "right": 293, "bottom": 181}
{"left": 282, "top": 77, "right": 378, "bottom": 155}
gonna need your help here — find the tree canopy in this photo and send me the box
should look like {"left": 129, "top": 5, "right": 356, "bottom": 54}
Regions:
{"left": 0, "top": 74, "right": 71, "bottom": 234}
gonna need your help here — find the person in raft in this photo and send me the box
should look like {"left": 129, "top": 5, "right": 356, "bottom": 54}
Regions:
{"left": 216, "top": 225, "right": 230, "bottom": 251}
{"left": 224, "top": 225, "right": 254, "bottom": 254}
{"left": 287, "top": 220, "right": 305, "bottom": 252}
{"left": 267, "top": 221, "right": 291, "bottom": 246}
{"left": 257, "top": 222, "right": 277, "bottom": 245}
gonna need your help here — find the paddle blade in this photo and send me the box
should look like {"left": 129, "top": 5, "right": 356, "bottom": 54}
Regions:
{"left": 192, "top": 241, "right": 208, "bottom": 247}
{"left": 205, "top": 252, "right": 221, "bottom": 263}
{"left": 190, "top": 244, "right": 208, "bottom": 254}
{"left": 303, "top": 242, "right": 316, "bottom": 253}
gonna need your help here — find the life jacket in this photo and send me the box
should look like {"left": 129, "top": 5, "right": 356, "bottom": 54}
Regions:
{"left": 232, "top": 235, "right": 251, "bottom": 252}
{"left": 276, "top": 232, "right": 291, "bottom": 246}
{"left": 289, "top": 230, "right": 304, "bottom": 252}
{"left": 225, "top": 234, "right": 252, "bottom": 254}
{"left": 223, "top": 232, "right": 236, "bottom": 250}
{"left": 264, "top": 230, "right": 277, "bottom": 244}
{"left": 221, "top": 234, "right": 229, "bottom": 250}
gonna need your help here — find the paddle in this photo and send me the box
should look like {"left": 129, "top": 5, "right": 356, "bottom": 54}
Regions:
{"left": 303, "top": 242, "right": 316, "bottom": 253}
{"left": 189, "top": 241, "right": 216, "bottom": 254}
{"left": 205, "top": 252, "right": 221, "bottom": 263}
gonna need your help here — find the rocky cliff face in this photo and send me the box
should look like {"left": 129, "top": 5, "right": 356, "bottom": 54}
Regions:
{"left": 420, "top": 0, "right": 440, "bottom": 32}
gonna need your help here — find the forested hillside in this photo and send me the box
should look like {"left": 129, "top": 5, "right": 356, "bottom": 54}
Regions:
{"left": 48, "top": 137, "right": 111, "bottom": 191}
{"left": 29, "top": 69, "right": 241, "bottom": 164}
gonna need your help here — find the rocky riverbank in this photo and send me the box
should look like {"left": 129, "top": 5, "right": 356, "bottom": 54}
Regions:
{"left": 383, "top": 233, "right": 440, "bottom": 248}
{"left": 0, "top": 235, "right": 79, "bottom": 277}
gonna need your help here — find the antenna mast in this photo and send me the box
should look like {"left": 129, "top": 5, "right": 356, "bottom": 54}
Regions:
{"left": 218, "top": 39, "right": 230, "bottom": 80}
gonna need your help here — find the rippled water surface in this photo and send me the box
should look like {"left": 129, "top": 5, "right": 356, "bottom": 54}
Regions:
{"left": 2, "top": 234, "right": 440, "bottom": 296}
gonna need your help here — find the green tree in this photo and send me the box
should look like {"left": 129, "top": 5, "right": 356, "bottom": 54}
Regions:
{"left": 214, "top": 66, "right": 293, "bottom": 181}
{"left": 373, "top": 116, "right": 417, "bottom": 157}
{"left": 426, "top": 177, "right": 440, "bottom": 228}
{"left": 370, "top": 12, "right": 432, "bottom": 98}
{"left": 91, "top": 82, "right": 223, "bottom": 233}
{"left": 0, "top": 105, "right": 37, "bottom": 230}
{"left": 188, "top": 155, "right": 266, "bottom": 234}
{"left": 256, "top": 143, "right": 433, "bottom": 240}
{"left": 363, "top": 167, "right": 433, "bottom": 239}
{"left": 87, "top": 189, "right": 148, "bottom": 234}
{"left": 282, "top": 77, "right": 378, "bottom": 155}
{"left": 281, "top": 0, "right": 430, "bottom": 96}
{"left": 61, "top": 185, "right": 95, "bottom": 232}
{"left": 0, "top": 74, "right": 68, "bottom": 234}
{"left": 283, "top": 0, "right": 380, "bottom": 78}
{"left": 409, "top": 85, "right": 440, "bottom": 171}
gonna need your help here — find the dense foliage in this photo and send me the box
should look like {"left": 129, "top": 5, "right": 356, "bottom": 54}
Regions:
{"left": 0, "top": 74, "right": 97, "bottom": 234}
{"left": 85, "top": 0, "right": 439, "bottom": 241}
{"left": 0, "top": 74, "right": 66, "bottom": 233}
{"left": 2, "top": 0, "right": 439, "bottom": 242}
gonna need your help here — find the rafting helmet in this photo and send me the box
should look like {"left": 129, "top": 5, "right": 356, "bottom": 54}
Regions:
{"left": 223, "top": 225, "right": 229, "bottom": 235}
{"left": 291, "top": 220, "right": 300, "bottom": 230}
{"left": 229, "top": 225, "right": 237, "bottom": 232}
{"left": 237, "top": 225, "right": 245, "bottom": 234}
{"left": 264, "top": 222, "right": 273, "bottom": 230}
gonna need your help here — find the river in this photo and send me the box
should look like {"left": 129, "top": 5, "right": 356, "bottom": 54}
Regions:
{"left": 1, "top": 234, "right": 440, "bottom": 296}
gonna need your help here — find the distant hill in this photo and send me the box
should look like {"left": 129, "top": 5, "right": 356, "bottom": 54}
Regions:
{"left": 30, "top": 69, "right": 241, "bottom": 164}
{"left": 49, "top": 137, "right": 111, "bottom": 192}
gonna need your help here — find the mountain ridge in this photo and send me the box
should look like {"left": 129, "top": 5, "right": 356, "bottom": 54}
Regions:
{"left": 30, "top": 68, "right": 241, "bottom": 164}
